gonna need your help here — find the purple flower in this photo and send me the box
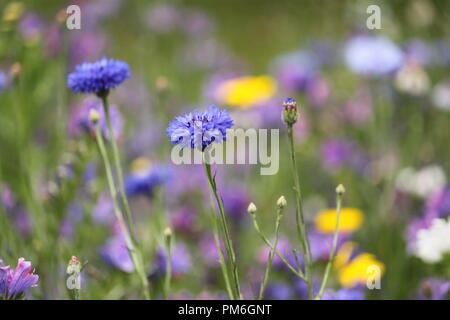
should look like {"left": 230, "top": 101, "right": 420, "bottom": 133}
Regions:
{"left": 344, "top": 35, "right": 404, "bottom": 76}
{"left": 93, "top": 193, "right": 115, "bottom": 225}
{"left": 167, "top": 105, "right": 234, "bottom": 150}
{"left": 0, "top": 258, "right": 39, "bottom": 300}
{"left": 322, "top": 287, "right": 365, "bottom": 300}
{"left": 425, "top": 187, "right": 450, "bottom": 220}
{"left": 170, "top": 207, "right": 198, "bottom": 235}
{"left": 19, "top": 13, "right": 43, "bottom": 40}
{"left": 221, "top": 186, "right": 251, "bottom": 222}
{"left": 100, "top": 235, "right": 134, "bottom": 273}
{"left": 320, "top": 139, "right": 368, "bottom": 173}
{"left": 68, "top": 98, "right": 123, "bottom": 141}
{"left": 144, "top": 3, "right": 182, "bottom": 33}
{"left": 416, "top": 278, "right": 450, "bottom": 300}
{"left": 264, "top": 282, "right": 294, "bottom": 300}
{"left": 0, "top": 70, "right": 9, "bottom": 92}
{"left": 273, "top": 51, "right": 319, "bottom": 92}
{"left": 68, "top": 57, "right": 130, "bottom": 95}
{"left": 154, "top": 244, "right": 192, "bottom": 278}
{"left": 125, "top": 162, "right": 171, "bottom": 198}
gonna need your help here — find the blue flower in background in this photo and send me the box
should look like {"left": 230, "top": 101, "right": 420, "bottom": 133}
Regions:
{"left": 322, "top": 287, "right": 365, "bottom": 300}
{"left": 344, "top": 35, "right": 404, "bottom": 76}
{"left": 153, "top": 243, "right": 192, "bottom": 278}
{"left": 167, "top": 105, "right": 233, "bottom": 150}
{"left": 68, "top": 57, "right": 130, "bottom": 95}
{"left": 0, "top": 71, "right": 8, "bottom": 92}
{"left": 125, "top": 158, "right": 171, "bottom": 197}
{"left": 100, "top": 235, "right": 134, "bottom": 273}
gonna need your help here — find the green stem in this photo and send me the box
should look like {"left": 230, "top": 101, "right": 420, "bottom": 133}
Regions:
{"left": 94, "top": 121, "right": 150, "bottom": 300}
{"left": 100, "top": 96, "right": 136, "bottom": 239}
{"left": 203, "top": 160, "right": 241, "bottom": 299}
{"left": 287, "top": 124, "right": 313, "bottom": 298}
{"left": 315, "top": 189, "right": 343, "bottom": 300}
{"left": 258, "top": 207, "right": 283, "bottom": 299}
{"left": 207, "top": 188, "right": 234, "bottom": 299}
{"left": 163, "top": 241, "right": 172, "bottom": 300}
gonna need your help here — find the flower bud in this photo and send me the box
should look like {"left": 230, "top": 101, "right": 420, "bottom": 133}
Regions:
{"left": 247, "top": 202, "right": 257, "bottom": 215}
{"left": 336, "top": 184, "right": 346, "bottom": 196}
{"left": 164, "top": 227, "right": 172, "bottom": 248}
{"left": 282, "top": 98, "right": 299, "bottom": 125}
{"left": 89, "top": 108, "right": 100, "bottom": 124}
{"left": 277, "top": 195, "right": 287, "bottom": 209}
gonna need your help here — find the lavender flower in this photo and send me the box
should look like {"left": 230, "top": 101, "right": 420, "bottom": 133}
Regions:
{"left": 416, "top": 278, "right": 450, "bottom": 300}
{"left": 166, "top": 105, "right": 233, "bottom": 150}
{"left": 0, "top": 258, "right": 39, "bottom": 299}
{"left": 68, "top": 98, "right": 123, "bottom": 141}
{"left": 125, "top": 161, "right": 171, "bottom": 198}
{"left": 154, "top": 244, "right": 192, "bottom": 278}
{"left": 68, "top": 57, "right": 130, "bottom": 96}
{"left": 100, "top": 235, "right": 134, "bottom": 273}
{"left": 322, "top": 287, "right": 365, "bottom": 300}
{"left": 0, "top": 71, "right": 9, "bottom": 92}
{"left": 344, "top": 35, "right": 404, "bottom": 76}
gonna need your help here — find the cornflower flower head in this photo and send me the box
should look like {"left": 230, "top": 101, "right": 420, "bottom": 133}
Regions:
{"left": 0, "top": 258, "right": 39, "bottom": 300}
{"left": 166, "top": 105, "right": 233, "bottom": 150}
{"left": 67, "top": 57, "right": 130, "bottom": 96}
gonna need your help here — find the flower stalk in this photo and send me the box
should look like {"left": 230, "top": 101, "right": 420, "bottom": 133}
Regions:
{"left": 92, "top": 107, "right": 150, "bottom": 300}
{"left": 203, "top": 159, "right": 241, "bottom": 300}
{"left": 284, "top": 98, "right": 313, "bottom": 298}
{"left": 163, "top": 227, "right": 172, "bottom": 300}
{"left": 258, "top": 197, "right": 285, "bottom": 299}
{"left": 316, "top": 184, "right": 345, "bottom": 300}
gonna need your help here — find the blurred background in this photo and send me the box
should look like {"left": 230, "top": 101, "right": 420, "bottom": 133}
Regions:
{"left": 0, "top": 0, "right": 450, "bottom": 299}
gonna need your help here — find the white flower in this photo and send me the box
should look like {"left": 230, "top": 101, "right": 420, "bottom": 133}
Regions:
{"left": 432, "top": 81, "right": 450, "bottom": 111}
{"left": 415, "top": 218, "right": 450, "bottom": 263}
{"left": 395, "top": 165, "right": 446, "bottom": 198}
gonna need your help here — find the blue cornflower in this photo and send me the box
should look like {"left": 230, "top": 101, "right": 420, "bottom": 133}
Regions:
{"left": 166, "top": 105, "right": 233, "bottom": 150}
{"left": 124, "top": 158, "right": 171, "bottom": 197}
{"left": 67, "top": 57, "right": 130, "bottom": 96}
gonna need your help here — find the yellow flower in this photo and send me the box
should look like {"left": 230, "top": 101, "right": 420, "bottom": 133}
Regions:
{"left": 337, "top": 253, "right": 385, "bottom": 288}
{"left": 334, "top": 241, "right": 357, "bottom": 269}
{"left": 130, "top": 157, "right": 152, "bottom": 175}
{"left": 315, "top": 208, "right": 364, "bottom": 234}
{"left": 216, "top": 76, "right": 276, "bottom": 109}
{"left": 3, "top": 2, "right": 25, "bottom": 22}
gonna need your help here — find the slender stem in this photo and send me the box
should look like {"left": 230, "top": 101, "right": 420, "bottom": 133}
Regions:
{"left": 100, "top": 95, "right": 137, "bottom": 239}
{"left": 94, "top": 121, "right": 150, "bottom": 300}
{"left": 163, "top": 241, "right": 172, "bottom": 300}
{"left": 207, "top": 187, "right": 234, "bottom": 299}
{"left": 287, "top": 124, "right": 313, "bottom": 298}
{"left": 258, "top": 207, "right": 283, "bottom": 299}
{"left": 316, "top": 190, "right": 344, "bottom": 300}
{"left": 251, "top": 214, "right": 306, "bottom": 281}
{"left": 203, "top": 160, "right": 241, "bottom": 299}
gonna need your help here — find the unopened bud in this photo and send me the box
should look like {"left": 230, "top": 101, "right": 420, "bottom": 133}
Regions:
{"left": 156, "top": 76, "right": 169, "bottom": 91}
{"left": 247, "top": 202, "right": 257, "bottom": 215}
{"left": 89, "top": 108, "right": 100, "bottom": 124}
{"left": 277, "top": 195, "right": 287, "bottom": 209}
{"left": 164, "top": 227, "right": 172, "bottom": 247}
{"left": 336, "top": 184, "right": 346, "bottom": 196}
{"left": 282, "top": 98, "right": 299, "bottom": 125}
